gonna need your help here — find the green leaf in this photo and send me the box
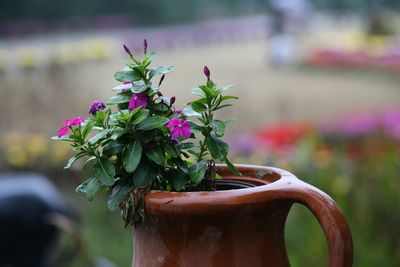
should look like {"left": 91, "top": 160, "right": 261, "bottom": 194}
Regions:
{"left": 213, "top": 104, "right": 232, "bottom": 111}
{"left": 221, "top": 95, "right": 239, "bottom": 101}
{"left": 110, "top": 128, "right": 125, "bottom": 140}
{"left": 123, "top": 140, "right": 142, "bottom": 173}
{"left": 149, "top": 65, "right": 174, "bottom": 78}
{"left": 131, "top": 81, "right": 148, "bottom": 93}
{"left": 211, "top": 120, "right": 226, "bottom": 137}
{"left": 143, "top": 51, "right": 156, "bottom": 66}
{"left": 82, "top": 156, "right": 96, "bottom": 169}
{"left": 112, "top": 83, "right": 132, "bottom": 91}
{"left": 198, "top": 85, "right": 213, "bottom": 98}
{"left": 218, "top": 84, "right": 235, "bottom": 92}
{"left": 107, "top": 185, "right": 130, "bottom": 211}
{"left": 192, "top": 87, "right": 207, "bottom": 98}
{"left": 205, "top": 136, "right": 228, "bottom": 160}
{"left": 169, "top": 169, "right": 188, "bottom": 191}
{"left": 165, "top": 144, "right": 179, "bottom": 157}
{"left": 180, "top": 142, "right": 195, "bottom": 150}
{"left": 76, "top": 177, "right": 102, "bottom": 201}
{"left": 89, "top": 129, "right": 110, "bottom": 144}
{"left": 103, "top": 141, "right": 125, "bottom": 157}
{"left": 94, "top": 157, "right": 115, "bottom": 186}
{"left": 114, "top": 70, "right": 141, "bottom": 82}
{"left": 136, "top": 116, "right": 169, "bottom": 130}
{"left": 223, "top": 119, "right": 236, "bottom": 127}
{"left": 191, "top": 101, "right": 207, "bottom": 113}
{"left": 94, "top": 111, "right": 106, "bottom": 126}
{"left": 224, "top": 157, "right": 241, "bottom": 176}
{"left": 189, "top": 160, "right": 208, "bottom": 184}
{"left": 145, "top": 146, "right": 165, "bottom": 165}
{"left": 106, "top": 95, "right": 131, "bottom": 105}
{"left": 82, "top": 120, "right": 95, "bottom": 139}
{"left": 131, "top": 109, "right": 150, "bottom": 124}
{"left": 64, "top": 152, "right": 86, "bottom": 169}
{"left": 51, "top": 136, "right": 74, "bottom": 142}
{"left": 182, "top": 107, "right": 201, "bottom": 118}
{"left": 133, "top": 162, "right": 157, "bottom": 188}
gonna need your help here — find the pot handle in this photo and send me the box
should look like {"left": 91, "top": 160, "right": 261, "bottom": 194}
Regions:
{"left": 276, "top": 181, "right": 353, "bottom": 267}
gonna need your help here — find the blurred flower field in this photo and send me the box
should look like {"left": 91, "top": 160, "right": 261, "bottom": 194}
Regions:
{"left": 1, "top": 107, "right": 399, "bottom": 266}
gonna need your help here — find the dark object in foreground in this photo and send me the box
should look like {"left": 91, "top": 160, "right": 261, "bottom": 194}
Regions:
{"left": 0, "top": 173, "right": 76, "bottom": 267}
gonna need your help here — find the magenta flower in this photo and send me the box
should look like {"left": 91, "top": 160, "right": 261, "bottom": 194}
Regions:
{"left": 167, "top": 117, "right": 191, "bottom": 139}
{"left": 57, "top": 117, "right": 85, "bottom": 137}
{"left": 67, "top": 117, "right": 85, "bottom": 126}
{"left": 88, "top": 100, "right": 106, "bottom": 115}
{"left": 58, "top": 125, "right": 69, "bottom": 138}
{"left": 129, "top": 92, "right": 148, "bottom": 110}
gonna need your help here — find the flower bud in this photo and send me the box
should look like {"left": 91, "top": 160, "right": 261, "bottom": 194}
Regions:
{"left": 123, "top": 44, "right": 132, "bottom": 56}
{"left": 144, "top": 39, "right": 148, "bottom": 54}
{"left": 203, "top": 66, "right": 210, "bottom": 79}
{"left": 170, "top": 96, "right": 176, "bottom": 105}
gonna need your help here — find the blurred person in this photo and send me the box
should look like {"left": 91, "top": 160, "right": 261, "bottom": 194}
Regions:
{"left": 0, "top": 173, "right": 77, "bottom": 267}
{"left": 266, "top": 0, "right": 312, "bottom": 66}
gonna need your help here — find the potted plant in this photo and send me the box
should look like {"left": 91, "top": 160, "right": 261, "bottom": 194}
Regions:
{"left": 53, "top": 40, "right": 353, "bottom": 267}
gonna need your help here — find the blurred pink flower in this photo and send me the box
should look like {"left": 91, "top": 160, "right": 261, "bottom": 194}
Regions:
{"left": 167, "top": 117, "right": 191, "bottom": 139}
{"left": 129, "top": 93, "right": 148, "bottom": 110}
{"left": 382, "top": 107, "right": 400, "bottom": 138}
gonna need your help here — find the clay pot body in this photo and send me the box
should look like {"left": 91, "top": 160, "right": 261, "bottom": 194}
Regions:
{"left": 132, "top": 164, "right": 353, "bottom": 267}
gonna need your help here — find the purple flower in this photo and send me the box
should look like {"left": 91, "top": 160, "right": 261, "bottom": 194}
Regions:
{"left": 144, "top": 38, "right": 148, "bottom": 54}
{"left": 57, "top": 117, "right": 85, "bottom": 137}
{"left": 129, "top": 92, "right": 148, "bottom": 110}
{"left": 88, "top": 100, "right": 106, "bottom": 115}
{"left": 167, "top": 117, "right": 191, "bottom": 139}
{"left": 123, "top": 44, "right": 132, "bottom": 56}
{"left": 175, "top": 109, "right": 183, "bottom": 114}
{"left": 203, "top": 66, "right": 210, "bottom": 79}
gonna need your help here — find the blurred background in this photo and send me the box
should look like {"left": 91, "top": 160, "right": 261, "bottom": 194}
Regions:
{"left": 1, "top": 0, "right": 400, "bottom": 266}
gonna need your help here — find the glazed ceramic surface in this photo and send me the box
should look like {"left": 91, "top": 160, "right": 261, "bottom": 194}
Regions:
{"left": 132, "top": 164, "right": 353, "bottom": 267}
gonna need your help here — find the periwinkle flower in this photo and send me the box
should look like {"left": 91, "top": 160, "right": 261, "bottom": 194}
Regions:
{"left": 166, "top": 117, "right": 191, "bottom": 140}
{"left": 57, "top": 117, "right": 85, "bottom": 137}
{"left": 88, "top": 100, "right": 106, "bottom": 115}
{"left": 129, "top": 92, "right": 148, "bottom": 110}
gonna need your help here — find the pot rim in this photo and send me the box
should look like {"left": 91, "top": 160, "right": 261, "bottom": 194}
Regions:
{"left": 144, "top": 164, "right": 308, "bottom": 215}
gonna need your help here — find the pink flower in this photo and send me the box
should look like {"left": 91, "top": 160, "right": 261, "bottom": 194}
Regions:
{"left": 58, "top": 125, "right": 69, "bottom": 138}
{"left": 57, "top": 117, "right": 85, "bottom": 137}
{"left": 129, "top": 92, "right": 148, "bottom": 110}
{"left": 67, "top": 117, "right": 85, "bottom": 126}
{"left": 167, "top": 117, "right": 191, "bottom": 139}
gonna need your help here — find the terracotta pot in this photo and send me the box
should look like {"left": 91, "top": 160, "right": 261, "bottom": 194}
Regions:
{"left": 132, "top": 164, "right": 353, "bottom": 267}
